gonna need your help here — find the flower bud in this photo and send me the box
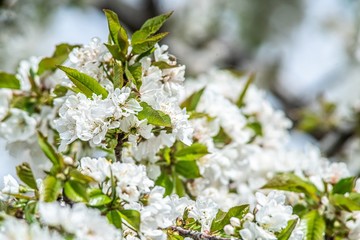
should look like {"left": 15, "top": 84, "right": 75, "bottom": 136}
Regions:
{"left": 224, "top": 224, "right": 235, "bottom": 235}
{"left": 230, "top": 217, "right": 241, "bottom": 227}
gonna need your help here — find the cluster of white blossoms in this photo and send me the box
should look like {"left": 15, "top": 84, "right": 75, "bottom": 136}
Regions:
{"left": 1, "top": 10, "right": 360, "bottom": 240}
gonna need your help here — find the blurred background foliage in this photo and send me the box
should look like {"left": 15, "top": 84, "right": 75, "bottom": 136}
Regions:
{"left": 0, "top": 0, "right": 360, "bottom": 175}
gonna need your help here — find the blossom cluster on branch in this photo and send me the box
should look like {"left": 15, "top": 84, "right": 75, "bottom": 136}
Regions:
{"left": 0, "top": 9, "right": 359, "bottom": 240}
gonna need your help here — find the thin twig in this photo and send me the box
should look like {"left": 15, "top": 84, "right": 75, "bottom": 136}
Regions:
{"left": 115, "top": 133, "right": 124, "bottom": 162}
{"left": 167, "top": 226, "right": 236, "bottom": 240}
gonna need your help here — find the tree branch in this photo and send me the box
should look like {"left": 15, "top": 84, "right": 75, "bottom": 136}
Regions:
{"left": 167, "top": 226, "right": 236, "bottom": 240}
{"left": 115, "top": 133, "right": 125, "bottom": 162}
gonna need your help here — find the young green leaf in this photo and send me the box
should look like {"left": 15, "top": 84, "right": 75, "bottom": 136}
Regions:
{"left": 210, "top": 205, "right": 250, "bottom": 232}
{"left": 155, "top": 172, "right": 173, "bottom": 196}
{"left": 174, "top": 173, "right": 186, "bottom": 197}
{"left": 180, "top": 87, "right": 205, "bottom": 112}
{"left": 69, "top": 169, "right": 96, "bottom": 184}
{"left": 103, "top": 9, "right": 126, "bottom": 47}
{"left": 132, "top": 11, "right": 173, "bottom": 42}
{"left": 41, "top": 175, "right": 62, "bottom": 202}
{"left": 332, "top": 177, "right": 356, "bottom": 194}
{"left": 236, "top": 73, "right": 255, "bottom": 108}
{"left": 119, "top": 209, "right": 141, "bottom": 231}
{"left": 175, "top": 143, "right": 209, "bottom": 161}
{"left": 175, "top": 160, "right": 201, "bottom": 179}
{"left": 88, "top": 192, "right": 112, "bottom": 207}
{"left": 104, "top": 43, "right": 126, "bottom": 62}
{"left": 300, "top": 210, "right": 325, "bottom": 240}
{"left": 125, "top": 62, "right": 142, "bottom": 90}
{"left": 213, "top": 127, "right": 232, "bottom": 147}
{"left": 138, "top": 102, "right": 172, "bottom": 127}
{"left": 262, "top": 173, "right": 319, "bottom": 201}
{"left": 38, "top": 43, "right": 79, "bottom": 75}
{"left": 16, "top": 163, "right": 38, "bottom": 190}
{"left": 107, "top": 210, "right": 123, "bottom": 229}
{"left": 329, "top": 194, "right": 360, "bottom": 211}
{"left": 132, "top": 32, "right": 168, "bottom": 55}
{"left": 58, "top": 66, "right": 108, "bottom": 99}
{"left": 64, "top": 180, "right": 89, "bottom": 202}
{"left": 0, "top": 72, "right": 20, "bottom": 89}
{"left": 277, "top": 219, "right": 298, "bottom": 240}
{"left": 246, "top": 121, "right": 263, "bottom": 136}
{"left": 52, "top": 85, "right": 68, "bottom": 97}
{"left": 113, "top": 61, "right": 124, "bottom": 88}
{"left": 37, "top": 132, "right": 64, "bottom": 168}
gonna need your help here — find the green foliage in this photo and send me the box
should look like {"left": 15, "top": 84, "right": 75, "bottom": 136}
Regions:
{"left": 329, "top": 193, "right": 360, "bottom": 211}
{"left": 38, "top": 43, "right": 79, "bottom": 75}
{"left": 53, "top": 85, "right": 69, "bottom": 97}
{"left": 246, "top": 121, "right": 263, "bottom": 136}
{"left": 138, "top": 102, "right": 172, "bottom": 127}
{"left": 0, "top": 72, "right": 20, "bottom": 89}
{"left": 41, "top": 175, "right": 62, "bottom": 202}
{"left": 58, "top": 66, "right": 108, "bottom": 99}
{"left": 112, "top": 61, "right": 124, "bottom": 88}
{"left": 262, "top": 173, "right": 319, "bottom": 201}
{"left": 37, "top": 131, "right": 64, "bottom": 168}
{"left": 103, "top": 9, "right": 128, "bottom": 54}
{"left": 277, "top": 219, "right": 298, "bottom": 240}
{"left": 64, "top": 180, "right": 89, "bottom": 202}
{"left": 155, "top": 172, "right": 173, "bottom": 196}
{"left": 88, "top": 189, "right": 112, "bottom": 207}
{"left": 125, "top": 62, "right": 142, "bottom": 90}
{"left": 213, "top": 127, "right": 232, "bottom": 148}
{"left": 174, "top": 143, "right": 209, "bottom": 161}
{"left": 332, "top": 177, "right": 356, "bottom": 194}
{"left": 180, "top": 87, "right": 205, "bottom": 112}
{"left": 119, "top": 209, "right": 141, "bottom": 231}
{"left": 107, "top": 210, "right": 123, "bottom": 229}
{"left": 131, "top": 12, "right": 173, "bottom": 54}
{"left": 210, "top": 205, "right": 250, "bottom": 232}
{"left": 104, "top": 43, "right": 126, "bottom": 61}
{"left": 236, "top": 73, "right": 255, "bottom": 107}
{"left": 300, "top": 210, "right": 325, "bottom": 240}
{"left": 175, "top": 160, "right": 201, "bottom": 179}
{"left": 16, "top": 163, "right": 38, "bottom": 190}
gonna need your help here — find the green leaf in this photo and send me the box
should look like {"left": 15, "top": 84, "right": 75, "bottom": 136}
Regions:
{"left": 246, "top": 121, "right": 263, "bottom": 136}
{"left": 113, "top": 61, "right": 124, "bottom": 88}
{"left": 53, "top": 85, "right": 68, "bottom": 97}
{"left": 37, "top": 132, "right": 64, "bottom": 168}
{"left": 180, "top": 87, "right": 205, "bottom": 112}
{"left": 38, "top": 43, "right": 79, "bottom": 75}
{"left": 210, "top": 205, "right": 250, "bottom": 232}
{"left": 300, "top": 210, "right": 325, "bottom": 240}
{"left": 119, "top": 209, "right": 141, "bottom": 231}
{"left": 277, "top": 219, "right": 298, "bottom": 240}
{"left": 64, "top": 180, "right": 89, "bottom": 202}
{"left": 262, "top": 173, "right": 319, "bottom": 201}
{"left": 0, "top": 72, "right": 20, "bottom": 89}
{"left": 89, "top": 192, "right": 112, "bottom": 207}
{"left": 329, "top": 193, "right": 360, "bottom": 211}
{"left": 236, "top": 73, "right": 255, "bottom": 107}
{"left": 132, "top": 11, "right": 173, "bottom": 42}
{"left": 174, "top": 173, "right": 186, "bottom": 197}
{"left": 138, "top": 102, "right": 172, "bottom": 127}
{"left": 104, "top": 43, "right": 126, "bottom": 61}
{"left": 41, "top": 175, "right": 62, "bottom": 202}
{"left": 107, "top": 210, "right": 123, "bottom": 229}
{"left": 155, "top": 172, "right": 173, "bottom": 196}
{"left": 175, "top": 160, "right": 201, "bottom": 179}
{"left": 16, "top": 163, "right": 38, "bottom": 190}
{"left": 175, "top": 143, "right": 208, "bottom": 161}
{"left": 24, "top": 201, "right": 37, "bottom": 223}
{"left": 103, "top": 9, "right": 128, "bottom": 50}
{"left": 69, "top": 170, "right": 95, "bottom": 184}
{"left": 125, "top": 62, "right": 142, "bottom": 90}
{"left": 332, "top": 177, "right": 356, "bottom": 194}
{"left": 58, "top": 66, "right": 108, "bottom": 99}
{"left": 153, "top": 61, "right": 174, "bottom": 69}
{"left": 132, "top": 32, "right": 168, "bottom": 55}
{"left": 213, "top": 127, "right": 232, "bottom": 147}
